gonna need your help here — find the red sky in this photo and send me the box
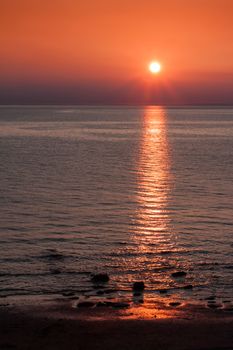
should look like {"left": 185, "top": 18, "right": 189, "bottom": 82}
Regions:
{"left": 1, "top": 0, "right": 233, "bottom": 104}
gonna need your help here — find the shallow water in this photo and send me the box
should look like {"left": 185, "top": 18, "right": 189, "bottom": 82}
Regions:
{"left": 0, "top": 106, "right": 232, "bottom": 304}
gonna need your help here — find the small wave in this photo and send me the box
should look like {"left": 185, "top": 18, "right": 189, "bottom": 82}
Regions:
{"left": 40, "top": 253, "right": 65, "bottom": 260}
{"left": 0, "top": 271, "right": 91, "bottom": 278}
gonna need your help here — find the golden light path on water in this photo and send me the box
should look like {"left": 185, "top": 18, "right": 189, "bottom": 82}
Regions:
{"left": 135, "top": 106, "right": 172, "bottom": 251}
{"left": 128, "top": 107, "right": 177, "bottom": 318}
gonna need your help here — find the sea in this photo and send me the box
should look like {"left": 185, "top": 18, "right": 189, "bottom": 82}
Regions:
{"left": 0, "top": 106, "right": 232, "bottom": 305}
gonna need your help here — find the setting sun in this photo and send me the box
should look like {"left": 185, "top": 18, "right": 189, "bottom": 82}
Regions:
{"left": 149, "top": 61, "right": 161, "bottom": 74}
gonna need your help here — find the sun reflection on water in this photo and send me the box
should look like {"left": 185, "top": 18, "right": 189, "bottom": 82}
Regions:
{"left": 134, "top": 106, "right": 173, "bottom": 255}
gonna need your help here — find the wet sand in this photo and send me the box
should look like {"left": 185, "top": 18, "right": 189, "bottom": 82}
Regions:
{"left": 1, "top": 297, "right": 233, "bottom": 350}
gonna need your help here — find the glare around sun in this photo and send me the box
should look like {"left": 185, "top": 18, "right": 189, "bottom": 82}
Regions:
{"left": 149, "top": 61, "right": 161, "bottom": 74}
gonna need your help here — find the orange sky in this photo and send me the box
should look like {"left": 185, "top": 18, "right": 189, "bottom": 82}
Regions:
{"left": 1, "top": 0, "right": 233, "bottom": 104}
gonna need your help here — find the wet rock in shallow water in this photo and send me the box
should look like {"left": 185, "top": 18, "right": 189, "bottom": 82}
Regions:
{"left": 78, "top": 301, "right": 95, "bottom": 308}
{"left": 96, "top": 301, "right": 113, "bottom": 307}
{"left": 104, "top": 288, "right": 117, "bottom": 294}
{"left": 205, "top": 296, "right": 216, "bottom": 301}
{"left": 96, "top": 301, "right": 106, "bottom": 307}
{"left": 133, "top": 282, "right": 145, "bottom": 291}
{"left": 51, "top": 269, "right": 61, "bottom": 275}
{"left": 62, "top": 291, "right": 75, "bottom": 297}
{"left": 112, "top": 302, "right": 130, "bottom": 309}
{"left": 96, "top": 301, "right": 130, "bottom": 309}
{"left": 104, "top": 301, "right": 115, "bottom": 307}
{"left": 171, "top": 271, "right": 187, "bottom": 278}
{"left": 183, "top": 284, "right": 193, "bottom": 290}
{"left": 91, "top": 273, "right": 109, "bottom": 283}
{"left": 224, "top": 306, "right": 233, "bottom": 312}
{"left": 46, "top": 253, "right": 64, "bottom": 260}
{"left": 96, "top": 290, "right": 104, "bottom": 295}
{"left": 169, "top": 302, "right": 181, "bottom": 307}
{"left": 159, "top": 289, "right": 168, "bottom": 294}
{"left": 160, "top": 250, "right": 172, "bottom": 255}
{"left": 92, "top": 284, "right": 106, "bottom": 289}
{"left": 207, "top": 303, "right": 222, "bottom": 309}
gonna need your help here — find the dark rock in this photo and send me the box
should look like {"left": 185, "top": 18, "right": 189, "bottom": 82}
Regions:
{"left": 183, "top": 284, "right": 193, "bottom": 290}
{"left": 133, "top": 291, "right": 142, "bottom": 297}
{"left": 104, "top": 289, "right": 117, "bottom": 294}
{"left": 207, "top": 303, "right": 222, "bottom": 309}
{"left": 96, "top": 301, "right": 113, "bottom": 307}
{"left": 62, "top": 291, "right": 75, "bottom": 297}
{"left": 171, "top": 271, "right": 187, "bottom": 278}
{"left": 78, "top": 301, "right": 95, "bottom": 308}
{"left": 96, "top": 301, "right": 130, "bottom": 308}
{"left": 112, "top": 302, "right": 130, "bottom": 309}
{"left": 205, "top": 296, "right": 216, "bottom": 301}
{"left": 46, "top": 253, "right": 64, "bottom": 260}
{"left": 92, "top": 284, "right": 106, "bottom": 289}
{"left": 96, "top": 290, "right": 104, "bottom": 295}
{"left": 133, "top": 282, "right": 145, "bottom": 291}
{"left": 169, "top": 302, "right": 181, "bottom": 307}
{"left": 96, "top": 301, "right": 106, "bottom": 307}
{"left": 51, "top": 269, "right": 61, "bottom": 275}
{"left": 91, "top": 273, "right": 109, "bottom": 283}
{"left": 224, "top": 307, "right": 233, "bottom": 312}
{"left": 104, "top": 301, "right": 114, "bottom": 307}
{"left": 159, "top": 289, "right": 168, "bottom": 294}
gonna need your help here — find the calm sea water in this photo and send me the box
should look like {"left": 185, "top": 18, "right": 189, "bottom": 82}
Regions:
{"left": 0, "top": 106, "right": 232, "bottom": 303}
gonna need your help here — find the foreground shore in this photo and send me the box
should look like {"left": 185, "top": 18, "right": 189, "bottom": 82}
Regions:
{"left": 1, "top": 296, "right": 233, "bottom": 350}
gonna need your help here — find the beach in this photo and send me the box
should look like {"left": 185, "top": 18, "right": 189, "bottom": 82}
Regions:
{"left": 1, "top": 299, "right": 233, "bottom": 350}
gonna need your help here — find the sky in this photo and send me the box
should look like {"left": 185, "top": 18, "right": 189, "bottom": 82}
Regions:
{"left": 1, "top": 0, "right": 233, "bottom": 105}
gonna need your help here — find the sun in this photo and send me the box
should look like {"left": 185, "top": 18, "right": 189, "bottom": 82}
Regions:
{"left": 149, "top": 61, "right": 161, "bottom": 74}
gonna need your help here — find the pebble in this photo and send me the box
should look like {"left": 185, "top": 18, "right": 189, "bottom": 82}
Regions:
{"left": 112, "top": 302, "right": 130, "bottom": 309}
{"left": 104, "top": 289, "right": 117, "bottom": 294}
{"left": 78, "top": 301, "right": 95, "bottom": 308}
{"left": 224, "top": 307, "right": 233, "bottom": 312}
{"left": 169, "top": 302, "right": 181, "bottom": 307}
{"left": 133, "top": 282, "right": 145, "bottom": 291}
{"left": 159, "top": 289, "right": 168, "bottom": 294}
{"left": 207, "top": 303, "right": 222, "bottom": 309}
{"left": 96, "top": 290, "right": 104, "bottom": 295}
{"left": 91, "top": 273, "right": 109, "bottom": 283}
{"left": 205, "top": 296, "right": 216, "bottom": 301}
{"left": 62, "top": 291, "right": 75, "bottom": 297}
{"left": 171, "top": 271, "right": 187, "bottom": 278}
{"left": 96, "top": 301, "right": 129, "bottom": 309}
{"left": 50, "top": 269, "right": 61, "bottom": 275}
{"left": 183, "top": 284, "right": 193, "bottom": 290}
{"left": 92, "top": 285, "right": 106, "bottom": 289}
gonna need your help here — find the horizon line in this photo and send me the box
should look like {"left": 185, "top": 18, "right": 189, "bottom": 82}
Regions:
{"left": 0, "top": 103, "right": 233, "bottom": 108}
